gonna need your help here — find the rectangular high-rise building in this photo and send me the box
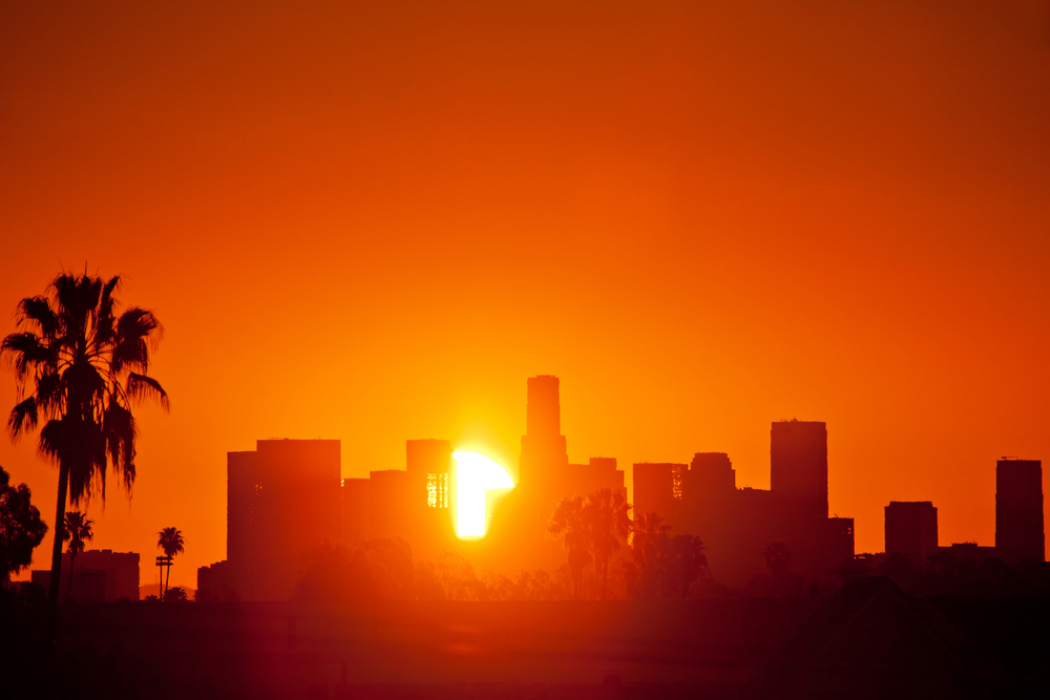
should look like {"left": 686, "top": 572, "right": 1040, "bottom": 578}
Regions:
{"left": 996, "top": 459, "right": 1044, "bottom": 564}
{"left": 633, "top": 463, "right": 686, "bottom": 527}
{"left": 885, "top": 501, "right": 938, "bottom": 565}
{"left": 226, "top": 439, "right": 341, "bottom": 600}
{"left": 771, "top": 420, "right": 828, "bottom": 520}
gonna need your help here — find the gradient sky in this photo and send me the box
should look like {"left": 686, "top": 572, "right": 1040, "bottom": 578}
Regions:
{"left": 2, "top": 1, "right": 1049, "bottom": 589}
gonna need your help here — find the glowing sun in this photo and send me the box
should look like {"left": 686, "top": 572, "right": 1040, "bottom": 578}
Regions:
{"left": 453, "top": 450, "right": 514, "bottom": 538}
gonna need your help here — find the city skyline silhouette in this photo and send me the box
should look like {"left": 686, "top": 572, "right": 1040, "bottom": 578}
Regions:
{"left": 2, "top": 3, "right": 1050, "bottom": 697}
{"left": 3, "top": 5, "right": 1050, "bottom": 589}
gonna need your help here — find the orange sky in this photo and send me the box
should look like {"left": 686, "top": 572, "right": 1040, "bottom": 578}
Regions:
{"left": 2, "top": 1, "right": 1049, "bottom": 589}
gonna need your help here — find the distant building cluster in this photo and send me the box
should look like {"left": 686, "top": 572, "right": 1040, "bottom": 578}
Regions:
{"left": 633, "top": 421, "right": 854, "bottom": 585}
{"left": 195, "top": 376, "right": 1047, "bottom": 601}
{"left": 879, "top": 458, "right": 1045, "bottom": 568}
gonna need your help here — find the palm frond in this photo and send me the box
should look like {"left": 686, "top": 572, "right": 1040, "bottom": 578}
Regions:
{"left": 17, "top": 296, "right": 59, "bottom": 337}
{"left": 34, "top": 371, "right": 63, "bottom": 416}
{"left": 37, "top": 418, "right": 66, "bottom": 463}
{"left": 94, "top": 276, "right": 122, "bottom": 349}
{"left": 1, "top": 332, "right": 54, "bottom": 379}
{"left": 126, "top": 373, "right": 170, "bottom": 411}
{"left": 8, "top": 397, "right": 38, "bottom": 436}
{"left": 111, "top": 308, "right": 162, "bottom": 372}
{"left": 54, "top": 274, "right": 101, "bottom": 338}
{"left": 102, "top": 400, "right": 137, "bottom": 493}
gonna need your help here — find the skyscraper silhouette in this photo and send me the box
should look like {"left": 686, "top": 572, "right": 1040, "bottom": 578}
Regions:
{"left": 633, "top": 422, "right": 852, "bottom": 585}
{"left": 995, "top": 458, "right": 1044, "bottom": 563}
{"left": 771, "top": 420, "right": 828, "bottom": 520}
{"left": 227, "top": 439, "right": 341, "bottom": 600}
{"left": 519, "top": 375, "right": 569, "bottom": 493}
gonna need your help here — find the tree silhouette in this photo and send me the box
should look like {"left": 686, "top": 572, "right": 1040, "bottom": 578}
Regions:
{"left": 362, "top": 536, "right": 415, "bottom": 601}
{"left": 670, "top": 534, "right": 707, "bottom": 599}
{"left": 583, "top": 488, "right": 631, "bottom": 600}
{"left": 764, "top": 541, "right": 791, "bottom": 577}
{"left": 629, "top": 512, "right": 671, "bottom": 599}
{"left": 547, "top": 495, "right": 591, "bottom": 599}
{"left": 163, "top": 586, "right": 188, "bottom": 603}
{"left": 2, "top": 273, "right": 168, "bottom": 607}
{"left": 0, "top": 465, "right": 48, "bottom": 583}
{"left": 62, "top": 510, "right": 94, "bottom": 602}
{"left": 157, "top": 527, "right": 184, "bottom": 596}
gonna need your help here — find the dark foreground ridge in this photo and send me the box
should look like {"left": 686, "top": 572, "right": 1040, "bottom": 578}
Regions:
{"left": 3, "top": 578, "right": 1049, "bottom": 700}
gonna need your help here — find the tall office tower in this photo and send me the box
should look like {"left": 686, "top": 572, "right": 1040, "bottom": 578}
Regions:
{"left": 885, "top": 501, "right": 939, "bottom": 564}
{"left": 519, "top": 375, "right": 569, "bottom": 491}
{"left": 689, "top": 452, "right": 736, "bottom": 496}
{"left": 226, "top": 439, "right": 341, "bottom": 600}
{"left": 633, "top": 463, "right": 687, "bottom": 527}
{"left": 407, "top": 439, "right": 452, "bottom": 508}
{"left": 771, "top": 420, "right": 828, "bottom": 519}
{"left": 341, "top": 477, "right": 372, "bottom": 545}
{"left": 227, "top": 450, "right": 259, "bottom": 582}
{"left": 996, "top": 459, "right": 1045, "bottom": 563}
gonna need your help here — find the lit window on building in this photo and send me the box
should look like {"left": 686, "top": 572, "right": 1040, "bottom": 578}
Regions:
{"left": 672, "top": 465, "right": 684, "bottom": 500}
{"left": 427, "top": 472, "right": 449, "bottom": 509}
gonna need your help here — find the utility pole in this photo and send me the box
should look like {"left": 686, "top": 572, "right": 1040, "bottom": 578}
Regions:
{"left": 155, "top": 555, "right": 172, "bottom": 598}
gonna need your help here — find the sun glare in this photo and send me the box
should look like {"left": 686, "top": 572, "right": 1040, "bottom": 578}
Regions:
{"left": 453, "top": 450, "right": 514, "bottom": 538}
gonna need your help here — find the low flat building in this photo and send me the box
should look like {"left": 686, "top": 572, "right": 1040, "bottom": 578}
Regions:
{"left": 31, "top": 549, "right": 139, "bottom": 602}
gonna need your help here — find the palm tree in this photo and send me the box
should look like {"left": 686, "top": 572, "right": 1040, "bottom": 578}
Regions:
{"left": 62, "top": 510, "right": 94, "bottom": 602}
{"left": 764, "top": 541, "right": 791, "bottom": 577}
{"left": 582, "top": 488, "right": 631, "bottom": 600}
{"left": 158, "top": 527, "right": 184, "bottom": 596}
{"left": 547, "top": 496, "right": 591, "bottom": 599}
{"left": 2, "top": 273, "right": 168, "bottom": 608}
{"left": 630, "top": 512, "right": 670, "bottom": 598}
{"left": 670, "top": 534, "right": 707, "bottom": 599}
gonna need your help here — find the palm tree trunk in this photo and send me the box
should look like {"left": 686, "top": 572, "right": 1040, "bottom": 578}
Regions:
{"left": 48, "top": 462, "right": 69, "bottom": 609}
{"left": 165, "top": 562, "right": 171, "bottom": 597}
{"left": 67, "top": 550, "right": 76, "bottom": 602}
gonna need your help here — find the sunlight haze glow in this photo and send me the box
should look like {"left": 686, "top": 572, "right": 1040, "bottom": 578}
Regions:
{"left": 453, "top": 450, "right": 514, "bottom": 538}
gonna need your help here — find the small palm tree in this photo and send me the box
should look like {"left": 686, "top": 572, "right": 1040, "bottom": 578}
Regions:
{"left": 582, "top": 488, "right": 631, "bottom": 600}
{"left": 671, "top": 534, "right": 707, "bottom": 599}
{"left": 547, "top": 496, "right": 591, "bottom": 599}
{"left": 630, "top": 512, "right": 671, "bottom": 599}
{"left": 164, "top": 586, "right": 188, "bottom": 603}
{"left": 62, "top": 511, "right": 94, "bottom": 602}
{"left": 157, "top": 527, "right": 184, "bottom": 596}
{"left": 2, "top": 273, "right": 168, "bottom": 608}
{"left": 764, "top": 541, "right": 791, "bottom": 578}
